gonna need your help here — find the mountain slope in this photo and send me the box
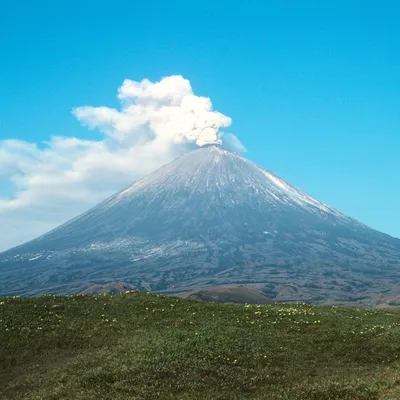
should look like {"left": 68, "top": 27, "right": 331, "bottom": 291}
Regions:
{"left": 1, "top": 145, "right": 400, "bottom": 304}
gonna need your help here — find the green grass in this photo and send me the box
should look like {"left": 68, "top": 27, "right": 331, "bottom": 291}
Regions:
{"left": 1, "top": 292, "right": 400, "bottom": 399}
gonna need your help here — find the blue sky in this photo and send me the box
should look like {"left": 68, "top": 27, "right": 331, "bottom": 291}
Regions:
{"left": 0, "top": 0, "right": 399, "bottom": 250}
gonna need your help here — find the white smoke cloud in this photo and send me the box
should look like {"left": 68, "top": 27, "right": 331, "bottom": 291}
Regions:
{"left": 73, "top": 76, "right": 232, "bottom": 147}
{"left": 220, "top": 133, "right": 247, "bottom": 153}
{"left": 0, "top": 75, "right": 244, "bottom": 252}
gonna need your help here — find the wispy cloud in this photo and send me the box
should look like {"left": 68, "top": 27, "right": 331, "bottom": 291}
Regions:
{"left": 0, "top": 75, "right": 244, "bottom": 251}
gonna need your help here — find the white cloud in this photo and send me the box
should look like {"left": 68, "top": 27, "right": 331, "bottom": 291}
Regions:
{"left": 73, "top": 75, "right": 232, "bottom": 147}
{"left": 0, "top": 75, "right": 244, "bottom": 252}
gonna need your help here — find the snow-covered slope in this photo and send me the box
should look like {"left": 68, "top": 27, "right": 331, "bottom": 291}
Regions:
{"left": 1, "top": 145, "right": 400, "bottom": 305}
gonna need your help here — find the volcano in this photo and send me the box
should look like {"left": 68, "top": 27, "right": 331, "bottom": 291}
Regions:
{"left": 1, "top": 145, "right": 400, "bottom": 305}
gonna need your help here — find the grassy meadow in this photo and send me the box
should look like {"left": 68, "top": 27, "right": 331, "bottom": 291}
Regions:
{"left": 1, "top": 292, "right": 400, "bottom": 399}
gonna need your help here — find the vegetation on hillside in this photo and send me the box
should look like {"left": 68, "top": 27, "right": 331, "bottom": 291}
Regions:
{"left": 1, "top": 292, "right": 400, "bottom": 399}
{"left": 180, "top": 284, "right": 272, "bottom": 304}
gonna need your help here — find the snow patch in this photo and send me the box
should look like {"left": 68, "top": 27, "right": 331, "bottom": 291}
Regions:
{"left": 28, "top": 255, "right": 42, "bottom": 261}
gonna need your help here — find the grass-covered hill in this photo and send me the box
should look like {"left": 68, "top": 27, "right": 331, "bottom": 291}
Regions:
{"left": 179, "top": 284, "right": 272, "bottom": 304}
{"left": 1, "top": 292, "right": 400, "bottom": 400}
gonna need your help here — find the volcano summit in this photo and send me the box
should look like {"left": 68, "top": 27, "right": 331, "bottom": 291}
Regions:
{"left": 1, "top": 145, "right": 400, "bottom": 305}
